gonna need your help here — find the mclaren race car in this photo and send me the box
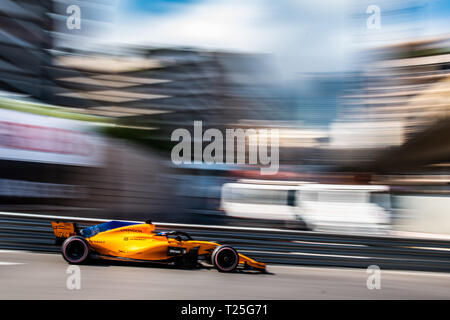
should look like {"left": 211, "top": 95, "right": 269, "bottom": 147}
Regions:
{"left": 51, "top": 220, "right": 266, "bottom": 272}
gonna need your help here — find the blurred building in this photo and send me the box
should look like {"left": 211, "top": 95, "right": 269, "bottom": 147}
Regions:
{"left": 326, "top": 37, "right": 450, "bottom": 170}
{"left": 49, "top": 46, "right": 281, "bottom": 137}
{"left": 338, "top": 37, "right": 450, "bottom": 141}
{"left": 0, "top": 0, "right": 114, "bottom": 102}
{"left": 0, "top": 0, "right": 53, "bottom": 100}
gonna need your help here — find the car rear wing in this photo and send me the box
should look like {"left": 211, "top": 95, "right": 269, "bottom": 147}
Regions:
{"left": 51, "top": 221, "right": 78, "bottom": 244}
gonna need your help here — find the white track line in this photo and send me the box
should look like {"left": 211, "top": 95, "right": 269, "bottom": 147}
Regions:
{"left": 271, "top": 265, "right": 450, "bottom": 277}
{"left": 0, "top": 262, "right": 25, "bottom": 265}
{"left": 0, "top": 250, "right": 30, "bottom": 254}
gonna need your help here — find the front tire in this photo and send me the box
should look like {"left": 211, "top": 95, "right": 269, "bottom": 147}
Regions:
{"left": 61, "top": 236, "right": 90, "bottom": 264}
{"left": 212, "top": 245, "right": 239, "bottom": 272}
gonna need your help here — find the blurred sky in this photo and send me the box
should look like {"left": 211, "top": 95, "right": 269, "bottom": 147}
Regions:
{"left": 105, "top": 0, "right": 450, "bottom": 77}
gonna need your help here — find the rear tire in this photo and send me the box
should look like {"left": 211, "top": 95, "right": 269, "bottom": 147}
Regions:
{"left": 212, "top": 245, "right": 239, "bottom": 272}
{"left": 61, "top": 236, "right": 90, "bottom": 264}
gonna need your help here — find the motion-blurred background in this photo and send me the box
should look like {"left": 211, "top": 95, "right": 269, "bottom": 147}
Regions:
{"left": 0, "top": 0, "right": 449, "bottom": 235}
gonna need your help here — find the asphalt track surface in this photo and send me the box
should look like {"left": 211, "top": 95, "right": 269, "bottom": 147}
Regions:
{"left": 0, "top": 250, "right": 449, "bottom": 299}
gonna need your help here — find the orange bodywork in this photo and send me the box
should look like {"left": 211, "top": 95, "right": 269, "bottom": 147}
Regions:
{"left": 52, "top": 221, "right": 265, "bottom": 271}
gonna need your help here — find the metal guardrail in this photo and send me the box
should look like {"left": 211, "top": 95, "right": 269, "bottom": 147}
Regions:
{"left": 1, "top": 211, "right": 450, "bottom": 272}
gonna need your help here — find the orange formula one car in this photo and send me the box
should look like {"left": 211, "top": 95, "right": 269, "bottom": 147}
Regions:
{"left": 51, "top": 220, "right": 266, "bottom": 273}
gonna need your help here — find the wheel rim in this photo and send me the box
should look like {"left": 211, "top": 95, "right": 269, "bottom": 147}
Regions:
{"left": 64, "top": 240, "right": 87, "bottom": 262}
{"left": 215, "top": 248, "right": 237, "bottom": 271}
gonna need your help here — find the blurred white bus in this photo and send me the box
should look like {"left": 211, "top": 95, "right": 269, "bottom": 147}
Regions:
{"left": 220, "top": 182, "right": 391, "bottom": 233}
{"left": 220, "top": 182, "right": 300, "bottom": 221}
{"left": 296, "top": 184, "right": 391, "bottom": 234}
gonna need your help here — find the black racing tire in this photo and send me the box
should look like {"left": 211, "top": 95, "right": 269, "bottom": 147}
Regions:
{"left": 61, "top": 236, "right": 90, "bottom": 264}
{"left": 212, "top": 245, "right": 239, "bottom": 272}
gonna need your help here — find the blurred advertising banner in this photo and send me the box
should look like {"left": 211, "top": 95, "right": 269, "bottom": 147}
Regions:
{"left": 0, "top": 109, "right": 103, "bottom": 167}
{"left": 0, "top": 178, "right": 86, "bottom": 199}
